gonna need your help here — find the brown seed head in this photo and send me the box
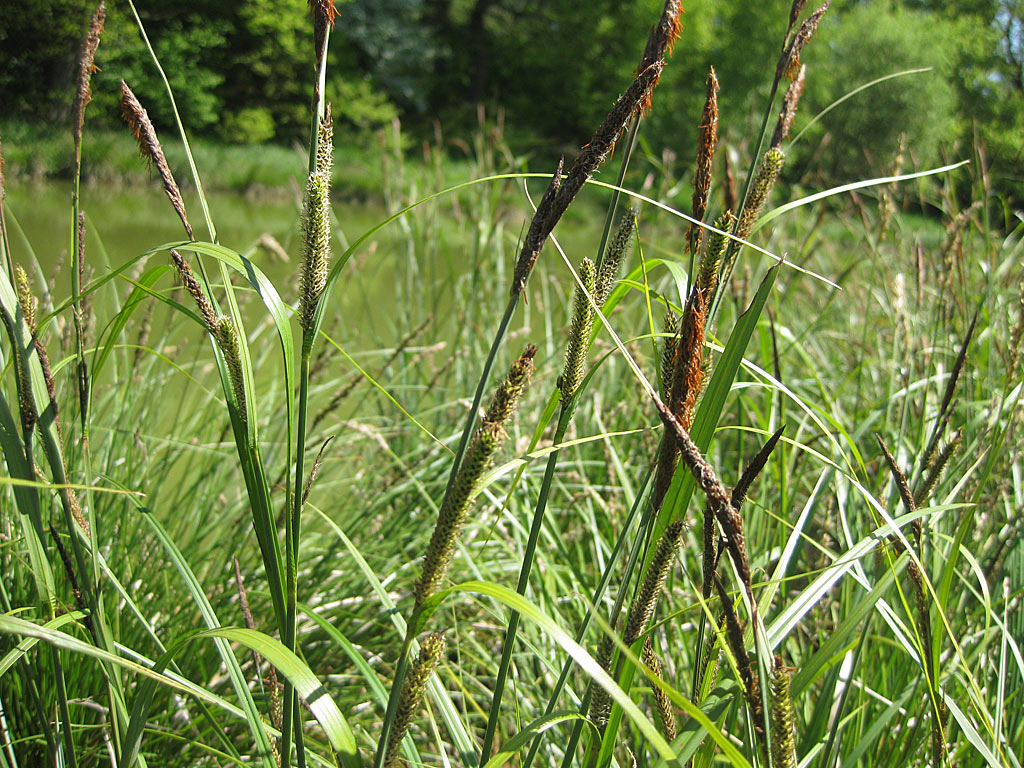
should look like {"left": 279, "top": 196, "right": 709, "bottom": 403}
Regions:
{"left": 777, "top": 1, "right": 830, "bottom": 81}
{"left": 636, "top": 0, "right": 684, "bottom": 115}
{"left": 120, "top": 81, "right": 192, "bottom": 239}
{"left": 73, "top": 2, "right": 105, "bottom": 159}
{"left": 771, "top": 65, "right": 806, "bottom": 149}
{"left": 688, "top": 67, "right": 719, "bottom": 253}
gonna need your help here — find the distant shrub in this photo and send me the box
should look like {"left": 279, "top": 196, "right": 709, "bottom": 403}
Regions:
{"left": 801, "top": 4, "right": 958, "bottom": 180}
{"left": 219, "top": 107, "right": 277, "bottom": 145}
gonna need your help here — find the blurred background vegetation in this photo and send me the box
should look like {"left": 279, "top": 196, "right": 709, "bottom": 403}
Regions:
{"left": 1, "top": 0, "right": 1021, "bottom": 200}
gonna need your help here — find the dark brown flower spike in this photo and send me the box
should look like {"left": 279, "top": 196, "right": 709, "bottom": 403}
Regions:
{"left": 72, "top": 2, "right": 105, "bottom": 162}
{"left": 120, "top": 81, "right": 193, "bottom": 239}
{"left": 688, "top": 67, "right": 719, "bottom": 253}
{"left": 776, "top": 1, "right": 830, "bottom": 81}
{"left": 771, "top": 64, "right": 805, "bottom": 150}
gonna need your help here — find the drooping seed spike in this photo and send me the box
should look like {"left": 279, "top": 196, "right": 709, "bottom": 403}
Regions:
{"left": 636, "top": 0, "right": 684, "bottom": 115}
{"left": 213, "top": 315, "right": 247, "bottom": 426}
{"left": 769, "top": 655, "right": 797, "bottom": 768}
{"left": 560, "top": 259, "right": 596, "bottom": 409}
{"left": 876, "top": 434, "right": 919, "bottom": 546}
{"left": 714, "top": 576, "right": 762, "bottom": 732}
{"left": 624, "top": 520, "right": 684, "bottom": 646}
{"left": 383, "top": 632, "right": 446, "bottom": 768}
{"left": 688, "top": 67, "right": 719, "bottom": 253}
{"left": 595, "top": 210, "right": 636, "bottom": 306}
{"left": 119, "top": 81, "right": 192, "bottom": 239}
{"left": 170, "top": 250, "right": 217, "bottom": 331}
{"left": 737, "top": 148, "right": 785, "bottom": 243}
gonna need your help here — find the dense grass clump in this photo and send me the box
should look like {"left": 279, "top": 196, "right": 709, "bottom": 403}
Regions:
{"left": 0, "top": 2, "right": 1021, "bottom": 768}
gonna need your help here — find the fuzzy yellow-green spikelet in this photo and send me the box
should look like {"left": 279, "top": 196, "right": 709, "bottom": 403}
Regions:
{"left": 589, "top": 632, "right": 615, "bottom": 734}
{"left": 213, "top": 315, "right": 247, "bottom": 426}
{"left": 299, "top": 109, "right": 334, "bottom": 332}
{"left": 769, "top": 655, "right": 797, "bottom": 768}
{"left": 413, "top": 346, "right": 535, "bottom": 607}
{"left": 383, "top": 632, "right": 446, "bottom": 768}
{"left": 660, "top": 310, "right": 678, "bottom": 400}
{"left": 624, "top": 520, "right": 684, "bottom": 645}
{"left": 737, "top": 148, "right": 785, "bottom": 242}
{"left": 595, "top": 210, "right": 636, "bottom": 306}
{"left": 14, "top": 265, "right": 36, "bottom": 332}
{"left": 643, "top": 637, "right": 677, "bottom": 742}
{"left": 699, "top": 210, "right": 734, "bottom": 301}
{"left": 560, "top": 258, "right": 596, "bottom": 408}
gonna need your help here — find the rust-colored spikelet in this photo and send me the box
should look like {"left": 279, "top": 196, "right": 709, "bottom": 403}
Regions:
{"left": 670, "top": 282, "right": 713, "bottom": 431}
{"left": 309, "top": 0, "right": 337, "bottom": 74}
{"left": 299, "top": 109, "right": 333, "bottom": 332}
{"left": 777, "top": 1, "right": 830, "bottom": 81}
{"left": 72, "top": 2, "right": 105, "bottom": 162}
{"left": 560, "top": 259, "right": 596, "bottom": 409}
{"left": 660, "top": 310, "right": 678, "bottom": 400}
{"left": 737, "top": 148, "right": 785, "bottom": 243}
{"left": 383, "top": 632, "right": 446, "bottom": 768}
{"left": 589, "top": 632, "right": 616, "bottom": 733}
{"left": 769, "top": 655, "right": 797, "bottom": 768}
{"left": 119, "top": 81, "right": 193, "bottom": 239}
{"left": 771, "top": 64, "right": 805, "bottom": 150}
{"left": 642, "top": 637, "right": 677, "bottom": 741}
{"left": 914, "top": 429, "right": 961, "bottom": 507}
{"left": 595, "top": 209, "right": 636, "bottom": 306}
{"left": 413, "top": 346, "right": 535, "bottom": 607}
{"left": 624, "top": 520, "right": 684, "bottom": 645}
{"left": 688, "top": 68, "right": 719, "bottom": 253}
{"left": 213, "top": 315, "right": 247, "bottom": 426}
{"left": 636, "top": 0, "right": 684, "bottom": 116}
{"left": 170, "top": 250, "right": 217, "bottom": 330}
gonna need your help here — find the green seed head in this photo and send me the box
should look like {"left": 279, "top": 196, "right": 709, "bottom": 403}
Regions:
{"left": 560, "top": 259, "right": 595, "bottom": 408}
{"left": 384, "top": 632, "right": 446, "bottom": 768}
{"left": 595, "top": 211, "right": 636, "bottom": 306}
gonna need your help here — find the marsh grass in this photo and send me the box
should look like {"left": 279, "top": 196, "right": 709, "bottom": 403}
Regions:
{"left": 0, "top": 2, "right": 1022, "bottom": 768}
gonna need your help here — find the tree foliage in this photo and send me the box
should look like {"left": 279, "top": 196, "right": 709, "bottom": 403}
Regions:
{"left": 1, "top": 0, "right": 1021, "bottom": 193}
